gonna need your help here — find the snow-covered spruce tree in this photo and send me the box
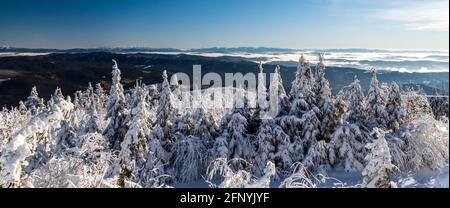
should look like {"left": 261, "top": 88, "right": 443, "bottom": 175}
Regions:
{"left": 277, "top": 116, "right": 303, "bottom": 159}
{"left": 225, "top": 112, "right": 254, "bottom": 167}
{"left": 171, "top": 134, "right": 207, "bottom": 182}
{"left": 24, "top": 86, "right": 46, "bottom": 115}
{"left": 170, "top": 73, "right": 183, "bottom": 104}
{"left": 232, "top": 85, "right": 253, "bottom": 121}
{"left": 403, "top": 87, "right": 433, "bottom": 121}
{"left": 142, "top": 124, "right": 170, "bottom": 183}
{"left": 299, "top": 110, "right": 320, "bottom": 151}
{"left": 343, "top": 76, "right": 366, "bottom": 124}
{"left": 269, "top": 65, "right": 290, "bottom": 116}
{"left": 386, "top": 82, "right": 405, "bottom": 132}
{"left": 208, "top": 134, "right": 230, "bottom": 161}
{"left": 300, "top": 62, "right": 316, "bottom": 102}
{"left": 94, "top": 82, "right": 106, "bottom": 111}
{"left": 138, "top": 149, "right": 169, "bottom": 188}
{"left": 289, "top": 92, "right": 315, "bottom": 118}
{"left": 313, "top": 56, "right": 337, "bottom": 141}
{"left": 83, "top": 105, "right": 101, "bottom": 134}
{"left": 328, "top": 124, "right": 367, "bottom": 172}
{"left": 286, "top": 91, "right": 321, "bottom": 168}
{"left": 104, "top": 60, "right": 128, "bottom": 150}
{"left": 257, "top": 62, "right": 269, "bottom": 118}
{"left": 0, "top": 95, "right": 74, "bottom": 187}
{"left": 191, "top": 104, "right": 218, "bottom": 143}
{"left": 290, "top": 54, "right": 314, "bottom": 98}
{"left": 0, "top": 104, "right": 31, "bottom": 145}
{"left": 157, "top": 70, "right": 177, "bottom": 135}
{"left": 54, "top": 119, "right": 77, "bottom": 153}
{"left": 124, "top": 81, "right": 153, "bottom": 127}
{"left": 79, "top": 82, "right": 95, "bottom": 109}
{"left": 380, "top": 82, "right": 390, "bottom": 105}
{"left": 54, "top": 87, "right": 65, "bottom": 102}
{"left": 30, "top": 130, "right": 111, "bottom": 188}
{"left": 18, "top": 101, "right": 28, "bottom": 116}
{"left": 438, "top": 82, "right": 449, "bottom": 118}
{"left": 291, "top": 55, "right": 316, "bottom": 99}
{"left": 290, "top": 54, "right": 303, "bottom": 98}
{"left": 430, "top": 83, "right": 449, "bottom": 120}
{"left": 362, "top": 128, "right": 398, "bottom": 188}
{"left": 366, "top": 68, "right": 388, "bottom": 128}
{"left": 255, "top": 119, "right": 292, "bottom": 177}
{"left": 172, "top": 109, "right": 194, "bottom": 136}
{"left": 72, "top": 91, "right": 81, "bottom": 110}
{"left": 301, "top": 140, "right": 329, "bottom": 172}
{"left": 280, "top": 109, "right": 322, "bottom": 171}
{"left": 116, "top": 84, "right": 152, "bottom": 187}
{"left": 334, "top": 93, "right": 347, "bottom": 127}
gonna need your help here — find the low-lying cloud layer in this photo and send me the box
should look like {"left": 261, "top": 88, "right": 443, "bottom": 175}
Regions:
{"left": 140, "top": 49, "right": 449, "bottom": 73}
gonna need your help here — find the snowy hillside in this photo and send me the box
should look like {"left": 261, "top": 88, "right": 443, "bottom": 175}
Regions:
{"left": 0, "top": 55, "right": 448, "bottom": 188}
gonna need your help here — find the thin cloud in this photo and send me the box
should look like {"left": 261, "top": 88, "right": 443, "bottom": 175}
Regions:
{"left": 377, "top": 0, "right": 449, "bottom": 31}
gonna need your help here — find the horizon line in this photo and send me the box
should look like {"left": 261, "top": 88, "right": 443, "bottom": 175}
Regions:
{"left": 1, "top": 45, "right": 449, "bottom": 53}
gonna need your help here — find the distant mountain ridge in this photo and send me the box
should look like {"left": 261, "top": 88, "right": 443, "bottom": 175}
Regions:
{"left": 0, "top": 52, "right": 448, "bottom": 107}
{"left": 1, "top": 46, "right": 447, "bottom": 54}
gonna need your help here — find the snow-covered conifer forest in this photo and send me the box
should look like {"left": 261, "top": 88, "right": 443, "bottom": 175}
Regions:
{"left": 0, "top": 55, "right": 448, "bottom": 188}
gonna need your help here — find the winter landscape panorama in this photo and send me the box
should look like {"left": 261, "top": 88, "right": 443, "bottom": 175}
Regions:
{"left": 0, "top": 0, "right": 449, "bottom": 189}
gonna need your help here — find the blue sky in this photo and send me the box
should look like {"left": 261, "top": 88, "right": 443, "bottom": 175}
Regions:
{"left": 0, "top": 0, "right": 448, "bottom": 50}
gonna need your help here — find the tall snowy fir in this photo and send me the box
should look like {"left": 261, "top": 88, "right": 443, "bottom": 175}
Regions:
{"left": 386, "top": 82, "right": 405, "bottom": 132}
{"left": 104, "top": 60, "right": 128, "bottom": 150}
{"left": 328, "top": 124, "right": 366, "bottom": 172}
{"left": 24, "top": 86, "right": 46, "bottom": 115}
{"left": 344, "top": 77, "right": 366, "bottom": 124}
{"left": 289, "top": 56, "right": 317, "bottom": 118}
{"left": 157, "top": 70, "right": 177, "bottom": 132}
{"left": 290, "top": 54, "right": 315, "bottom": 102}
{"left": 313, "top": 55, "right": 337, "bottom": 141}
{"left": 269, "top": 65, "right": 289, "bottom": 116}
{"left": 257, "top": 62, "right": 269, "bottom": 119}
{"left": 116, "top": 84, "right": 152, "bottom": 187}
{"left": 366, "top": 68, "right": 388, "bottom": 128}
